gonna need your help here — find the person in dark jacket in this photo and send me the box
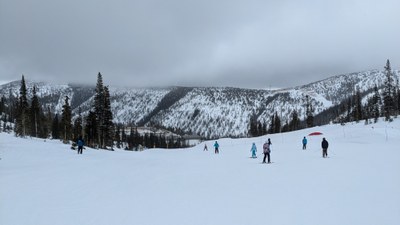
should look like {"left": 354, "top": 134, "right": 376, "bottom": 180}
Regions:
{"left": 321, "top": 138, "right": 329, "bottom": 158}
{"left": 77, "top": 136, "right": 85, "bottom": 154}
{"left": 302, "top": 137, "right": 308, "bottom": 150}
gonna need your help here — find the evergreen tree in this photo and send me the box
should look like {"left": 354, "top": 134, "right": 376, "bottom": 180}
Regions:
{"left": 73, "top": 107, "right": 83, "bottom": 141}
{"left": 15, "top": 75, "right": 30, "bottom": 137}
{"left": 353, "top": 89, "right": 363, "bottom": 122}
{"left": 115, "top": 124, "right": 121, "bottom": 148}
{"left": 102, "top": 86, "right": 114, "bottom": 148}
{"left": 257, "top": 122, "right": 263, "bottom": 136}
{"left": 121, "top": 125, "right": 127, "bottom": 148}
{"left": 60, "top": 96, "right": 72, "bottom": 143}
{"left": 29, "top": 85, "right": 41, "bottom": 137}
{"left": 268, "top": 114, "right": 275, "bottom": 134}
{"left": 84, "top": 111, "right": 97, "bottom": 148}
{"left": 269, "top": 112, "right": 281, "bottom": 134}
{"left": 0, "top": 95, "right": 5, "bottom": 115}
{"left": 274, "top": 112, "right": 281, "bottom": 133}
{"left": 288, "top": 110, "right": 300, "bottom": 131}
{"left": 94, "top": 72, "right": 105, "bottom": 147}
{"left": 382, "top": 59, "right": 395, "bottom": 121}
{"left": 372, "top": 85, "right": 381, "bottom": 123}
{"left": 249, "top": 113, "right": 258, "bottom": 137}
{"left": 262, "top": 121, "right": 267, "bottom": 135}
{"left": 45, "top": 106, "right": 53, "bottom": 138}
{"left": 38, "top": 109, "right": 48, "bottom": 138}
{"left": 394, "top": 73, "right": 400, "bottom": 115}
{"left": 52, "top": 114, "right": 60, "bottom": 139}
{"left": 305, "top": 95, "right": 314, "bottom": 127}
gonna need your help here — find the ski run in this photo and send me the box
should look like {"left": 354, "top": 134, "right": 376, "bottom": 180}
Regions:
{"left": 1, "top": 118, "right": 400, "bottom": 225}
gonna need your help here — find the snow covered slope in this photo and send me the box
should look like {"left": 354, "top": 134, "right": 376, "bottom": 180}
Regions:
{"left": 1, "top": 118, "right": 399, "bottom": 225}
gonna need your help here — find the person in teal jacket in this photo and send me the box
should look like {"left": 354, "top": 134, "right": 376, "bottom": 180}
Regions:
{"left": 250, "top": 143, "right": 257, "bottom": 158}
{"left": 302, "top": 137, "right": 308, "bottom": 150}
{"left": 214, "top": 141, "right": 219, "bottom": 154}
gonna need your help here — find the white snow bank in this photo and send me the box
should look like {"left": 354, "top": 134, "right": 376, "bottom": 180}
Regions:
{"left": 1, "top": 119, "right": 399, "bottom": 225}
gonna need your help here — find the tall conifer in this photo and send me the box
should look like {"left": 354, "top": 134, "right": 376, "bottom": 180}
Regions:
{"left": 61, "top": 96, "right": 72, "bottom": 143}
{"left": 16, "top": 75, "right": 30, "bottom": 137}
{"left": 382, "top": 59, "right": 395, "bottom": 121}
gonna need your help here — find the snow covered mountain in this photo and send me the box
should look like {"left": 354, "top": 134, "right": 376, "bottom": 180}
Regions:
{"left": 1, "top": 69, "right": 398, "bottom": 138}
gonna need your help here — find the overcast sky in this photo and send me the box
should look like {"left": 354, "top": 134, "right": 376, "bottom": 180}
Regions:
{"left": 1, "top": 0, "right": 399, "bottom": 88}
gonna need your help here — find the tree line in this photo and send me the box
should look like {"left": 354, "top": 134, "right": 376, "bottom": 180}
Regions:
{"left": 0, "top": 73, "right": 188, "bottom": 150}
{"left": 249, "top": 59, "right": 400, "bottom": 137}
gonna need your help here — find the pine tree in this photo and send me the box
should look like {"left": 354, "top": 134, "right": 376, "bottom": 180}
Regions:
{"left": 29, "top": 85, "right": 41, "bottom": 137}
{"left": 305, "top": 95, "right": 314, "bottom": 127}
{"left": 60, "top": 96, "right": 72, "bottom": 143}
{"left": 52, "top": 114, "right": 60, "bottom": 139}
{"left": 91, "top": 73, "right": 114, "bottom": 149}
{"left": 84, "top": 111, "right": 97, "bottom": 148}
{"left": 268, "top": 114, "right": 275, "bottom": 134}
{"left": 382, "top": 59, "right": 395, "bottom": 121}
{"left": 15, "top": 75, "right": 30, "bottom": 137}
{"left": 73, "top": 107, "right": 83, "bottom": 141}
{"left": 262, "top": 121, "right": 267, "bottom": 135}
{"left": 353, "top": 89, "right": 363, "bottom": 122}
{"left": 102, "top": 86, "right": 114, "bottom": 148}
{"left": 288, "top": 110, "right": 300, "bottom": 131}
{"left": 394, "top": 73, "right": 400, "bottom": 116}
{"left": 372, "top": 85, "right": 381, "bottom": 123}
{"left": 249, "top": 113, "right": 258, "bottom": 137}
{"left": 0, "top": 95, "right": 5, "bottom": 115}
{"left": 94, "top": 72, "right": 105, "bottom": 147}
{"left": 45, "top": 106, "right": 53, "bottom": 138}
{"left": 274, "top": 112, "right": 281, "bottom": 133}
{"left": 115, "top": 124, "right": 121, "bottom": 149}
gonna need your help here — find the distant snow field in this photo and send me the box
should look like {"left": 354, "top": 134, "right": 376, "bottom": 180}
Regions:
{"left": 1, "top": 119, "right": 400, "bottom": 225}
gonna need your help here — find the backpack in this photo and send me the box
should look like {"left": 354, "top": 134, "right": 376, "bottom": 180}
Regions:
{"left": 77, "top": 139, "right": 83, "bottom": 146}
{"left": 263, "top": 143, "right": 270, "bottom": 153}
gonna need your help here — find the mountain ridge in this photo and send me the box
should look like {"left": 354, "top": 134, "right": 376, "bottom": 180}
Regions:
{"left": 1, "top": 69, "right": 399, "bottom": 138}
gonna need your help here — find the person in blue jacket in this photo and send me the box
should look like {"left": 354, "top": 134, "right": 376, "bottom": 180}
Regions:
{"left": 250, "top": 143, "right": 257, "bottom": 158}
{"left": 214, "top": 141, "right": 219, "bottom": 154}
{"left": 77, "top": 136, "right": 85, "bottom": 154}
{"left": 302, "top": 137, "right": 308, "bottom": 150}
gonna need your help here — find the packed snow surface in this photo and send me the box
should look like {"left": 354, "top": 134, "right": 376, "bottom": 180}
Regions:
{"left": 1, "top": 119, "right": 400, "bottom": 225}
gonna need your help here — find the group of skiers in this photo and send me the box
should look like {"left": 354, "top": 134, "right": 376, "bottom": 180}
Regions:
{"left": 204, "top": 136, "right": 329, "bottom": 163}
{"left": 76, "top": 133, "right": 329, "bottom": 159}
{"left": 303, "top": 136, "right": 329, "bottom": 158}
{"left": 250, "top": 136, "right": 329, "bottom": 162}
{"left": 203, "top": 141, "right": 220, "bottom": 154}
{"left": 250, "top": 138, "right": 272, "bottom": 163}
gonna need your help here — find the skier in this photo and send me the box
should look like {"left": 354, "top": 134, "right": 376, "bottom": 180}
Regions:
{"left": 204, "top": 143, "right": 208, "bottom": 151}
{"left": 262, "top": 140, "right": 271, "bottom": 163}
{"left": 321, "top": 137, "right": 329, "bottom": 158}
{"left": 250, "top": 143, "right": 257, "bottom": 158}
{"left": 302, "top": 137, "right": 307, "bottom": 150}
{"left": 77, "top": 136, "right": 85, "bottom": 154}
{"left": 214, "top": 141, "right": 219, "bottom": 154}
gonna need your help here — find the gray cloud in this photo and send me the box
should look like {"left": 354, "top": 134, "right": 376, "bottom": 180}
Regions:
{"left": 1, "top": 0, "right": 399, "bottom": 88}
